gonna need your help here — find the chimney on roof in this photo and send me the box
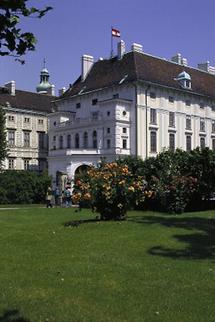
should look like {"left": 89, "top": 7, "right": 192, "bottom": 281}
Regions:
{"left": 131, "top": 43, "right": 143, "bottom": 53}
{"left": 181, "top": 58, "right": 188, "bottom": 66}
{"left": 4, "top": 80, "right": 15, "bottom": 96}
{"left": 198, "top": 61, "right": 210, "bottom": 72}
{"left": 209, "top": 66, "right": 215, "bottom": 75}
{"left": 198, "top": 61, "right": 215, "bottom": 75}
{"left": 58, "top": 87, "right": 66, "bottom": 96}
{"left": 171, "top": 53, "right": 182, "bottom": 64}
{"left": 171, "top": 53, "right": 188, "bottom": 66}
{"left": 81, "top": 55, "right": 94, "bottom": 81}
{"left": 117, "top": 40, "right": 125, "bottom": 59}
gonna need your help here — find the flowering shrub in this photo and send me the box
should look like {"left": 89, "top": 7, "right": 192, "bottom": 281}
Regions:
{"left": 152, "top": 175, "right": 198, "bottom": 213}
{"left": 72, "top": 162, "right": 147, "bottom": 220}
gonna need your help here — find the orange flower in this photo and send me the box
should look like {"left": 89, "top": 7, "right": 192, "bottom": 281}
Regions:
{"left": 83, "top": 193, "right": 91, "bottom": 200}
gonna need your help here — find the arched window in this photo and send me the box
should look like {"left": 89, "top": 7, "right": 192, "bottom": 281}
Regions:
{"left": 75, "top": 133, "right": 79, "bottom": 148}
{"left": 67, "top": 134, "right": 71, "bottom": 148}
{"left": 92, "top": 130, "right": 97, "bottom": 148}
{"left": 83, "top": 132, "right": 88, "bottom": 148}
{"left": 59, "top": 135, "right": 63, "bottom": 149}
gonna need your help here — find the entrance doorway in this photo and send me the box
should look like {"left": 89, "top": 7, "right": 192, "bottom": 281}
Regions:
{"left": 74, "top": 164, "right": 90, "bottom": 182}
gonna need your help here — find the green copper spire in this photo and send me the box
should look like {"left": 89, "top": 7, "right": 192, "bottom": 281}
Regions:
{"left": 36, "top": 58, "right": 52, "bottom": 94}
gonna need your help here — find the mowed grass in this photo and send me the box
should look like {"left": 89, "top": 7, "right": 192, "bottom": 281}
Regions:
{"left": 0, "top": 207, "right": 214, "bottom": 322}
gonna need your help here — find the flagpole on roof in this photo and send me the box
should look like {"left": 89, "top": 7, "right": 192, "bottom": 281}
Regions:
{"left": 110, "top": 27, "right": 121, "bottom": 58}
{"left": 111, "top": 26, "right": 114, "bottom": 58}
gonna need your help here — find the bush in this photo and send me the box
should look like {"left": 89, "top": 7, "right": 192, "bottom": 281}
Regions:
{"left": 152, "top": 175, "right": 198, "bottom": 213}
{"left": 185, "top": 148, "right": 215, "bottom": 201}
{"left": 72, "top": 161, "right": 146, "bottom": 220}
{"left": 140, "top": 148, "right": 215, "bottom": 212}
{"left": 0, "top": 170, "right": 51, "bottom": 204}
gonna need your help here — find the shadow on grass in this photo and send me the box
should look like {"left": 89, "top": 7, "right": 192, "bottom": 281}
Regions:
{"left": 129, "top": 214, "right": 215, "bottom": 260}
{"left": 64, "top": 217, "right": 100, "bottom": 227}
{"left": 0, "top": 309, "right": 30, "bottom": 322}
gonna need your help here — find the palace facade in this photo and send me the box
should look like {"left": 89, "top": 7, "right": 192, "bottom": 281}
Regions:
{"left": 48, "top": 40, "right": 215, "bottom": 184}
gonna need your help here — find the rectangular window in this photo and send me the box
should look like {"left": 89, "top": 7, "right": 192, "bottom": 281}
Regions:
{"left": 186, "top": 100, "right": 191, "bottom": 106}
{"left": 169, "top": 133, "right": 175, "bottom": 152}
{"left": 59, "top": 135, "right": 64, "bottom": 149}
{"left": 200, "top": 137, "right": 205, "bottom": 149}
{"left": 122, "top": 127, "right": 127, "bottom": 134}
{"left": 8, "top": 130, "right": 15, "bottom": 146}
{"left": 92, "top": 112, "right": 99, "bottom": 120}
{"left": 186, "top": 135, "right": 192, "bottom": 152}
{"left": 38, "top": 132, "right": 45, "bottom": 149}
{"left": 150, "top": 131, "right": 157, "bottom": 152}
{"left": 212, "top": 138, "right": 215, "bottom": 151}
{"left": 150, "top": 108, "right": 157, "bottom": 124}
{"left": 186, "top": 115, "right": 191, "bottom": 130}
{"left": 8, "top": 115, "right": 15, "bottom": 121}
{"left": 113, "top": 93, "right": 119, "bottom": 99}
{"left": 122, "top": 139, "right": 127, "bottom": 149}
{"left": 8, "top": 158, "right": 15, "bottom": 169}
{"left": 169, "top": 96, "right": 174, "bottom": 103}
{"left": 23, "top": 131, "right": 30, "bottom": 147}
{"left": 76, "top": 102, "right": 81, "bottom": 109}
{"left": 67, "top": 134, "right": 71, "bottom": 149}
{"left": 24, "top": 117, "right": 30, "bottom": 123}
{"left": 107, "top": 128, "right": 110, "bottom": 134}
{"left": 185, "top": 80, "right": 191, "bottom": 88}
{"left": 212, "top": 121, "right": 215, "bottom": 133}
{"left": 23, "top": 158, "right": 30, "bottom": 170}
{"left": 200, "top": 102, "right": 204, "bottom": 109}
{"left": 38, "top": 119, "right": 44, "bottom": 125}
{"left": 107, "top": 139, "right": 111, "bottom": 149}
{"left": 200, "top": 118, "right": 205, "bottom": 132}
{"left": 92, "top": 99, "right": 98, "bottom": 105}
{"left": 150, "top": 92, "right": 156, "bottom": 99}
{"left": 169, "top": 112, "right": 175, "bottom": 127}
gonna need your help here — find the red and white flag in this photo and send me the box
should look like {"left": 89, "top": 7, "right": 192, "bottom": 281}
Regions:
{"left": 112, "top": 28, "right": 121, "bottom": 38}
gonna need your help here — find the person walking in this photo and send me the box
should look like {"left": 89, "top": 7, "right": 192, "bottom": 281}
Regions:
{"left": 54, "top": 186, "right": 60, "bottom": 206}
{"left": 63, "top": 186, "right": 72, "bottom": 207}
{"left": 46, "top": 187, "right": 53, "bottom": 208}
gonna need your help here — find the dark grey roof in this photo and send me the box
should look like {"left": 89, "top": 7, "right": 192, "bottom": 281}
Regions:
{"left": 0, "top": 87, "right": 53, "bottom": 113}
{"left": 61, "top": 51, "right": 215, "bottom": 100}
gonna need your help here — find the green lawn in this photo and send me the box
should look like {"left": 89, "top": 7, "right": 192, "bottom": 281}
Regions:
{"left": 0, "top": 207, "right": 214, "bottom": 322}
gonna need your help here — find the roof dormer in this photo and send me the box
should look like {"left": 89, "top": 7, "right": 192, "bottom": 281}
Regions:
{"left": 175, "top": 71, "right": 191, "bottom": 89}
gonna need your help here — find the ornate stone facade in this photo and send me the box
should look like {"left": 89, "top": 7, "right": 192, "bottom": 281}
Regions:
{"left": 48, "top": 40, "right": 215, "bottom": 184}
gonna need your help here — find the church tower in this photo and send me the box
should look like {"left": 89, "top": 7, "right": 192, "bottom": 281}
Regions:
{"left": 36, "top": 59, "right": 55, "bottom": 95}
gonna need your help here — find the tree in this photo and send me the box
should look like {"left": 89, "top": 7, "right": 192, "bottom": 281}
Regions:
{"left": 0, "top": 0, "right": 52, "bottom": 62}
{"left": 0, "top": 107, "right": 8, "bottom": 170}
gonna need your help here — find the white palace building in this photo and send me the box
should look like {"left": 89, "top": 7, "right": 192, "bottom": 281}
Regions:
{"left": 48, "top": 40, "right": 215, "bottom": 185}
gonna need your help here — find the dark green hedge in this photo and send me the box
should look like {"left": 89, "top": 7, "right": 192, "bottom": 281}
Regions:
{"left": 117, "top": 148, "right": 215, "bottom": 213}
{"left": 0, "top": 170, "right": 51, "bottom": 204}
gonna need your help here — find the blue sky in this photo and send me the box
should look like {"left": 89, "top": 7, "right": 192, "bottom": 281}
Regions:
{"left": 1, "top": 0, "right": 215, "bottom": 94}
